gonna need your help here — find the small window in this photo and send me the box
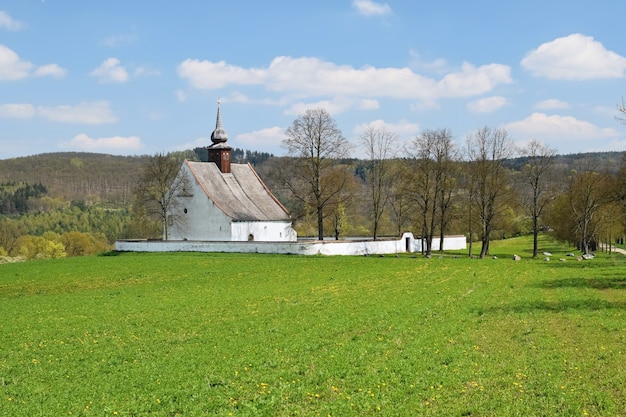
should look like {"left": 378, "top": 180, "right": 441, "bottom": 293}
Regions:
{"left": 183, "top": 208, "right": 188, "bottom": 214}
{"left": 248, "top": 234, "right": 254, "bottom": 241}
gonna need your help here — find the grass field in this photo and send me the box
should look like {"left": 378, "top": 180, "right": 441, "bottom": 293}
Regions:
{"left": 1, "top": 236, "right": 625, "bottom": 416}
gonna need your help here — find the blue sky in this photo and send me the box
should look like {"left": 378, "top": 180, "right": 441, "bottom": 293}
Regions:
{"left": 1, "top": 0, "right": 626, "bottom": 159}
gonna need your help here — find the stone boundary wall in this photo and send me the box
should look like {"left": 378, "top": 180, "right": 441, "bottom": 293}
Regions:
{"left": 115, "top": 233, "right": 467, "bottom": 256}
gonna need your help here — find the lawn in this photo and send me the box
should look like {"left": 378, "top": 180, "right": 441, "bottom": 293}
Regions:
{"left": 0, "top": 236, "right": 625, "bottom": 416}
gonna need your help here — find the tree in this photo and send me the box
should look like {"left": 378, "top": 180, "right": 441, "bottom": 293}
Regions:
{"left": 465, "top": 127, "right": 515, "bottom": 259}
{"left": 282, "top": 108, "right": 351, "bottom": 240}
{"left": 409, "top": 128, "right": 457, "bottom": 256}
{"left": 565, "top": 167, "right": 609, "bottom": 254}
{"left": 327, "top": 165, "right": 360, "bottom": 240}
{"left": 617, "top": 97, "right": 626, "bottom": 125}
{"left": 387, "top": 161, "right": 413, "bottom": 236}
{"left": 360, "top": 126, "right": 398, "bottom": 240}
{"left": 519, "top": 140, "right": 557, "bottom": 258}
{"left": 134, "top": 153, "right": 190, "bottom": 240}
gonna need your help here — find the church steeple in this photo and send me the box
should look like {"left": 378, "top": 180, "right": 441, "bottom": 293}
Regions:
{"left": 211, "top": 99, "right": 228, "bottom": 144}
{"left": 207, "top": 99, "right": 232, "bottom": 174}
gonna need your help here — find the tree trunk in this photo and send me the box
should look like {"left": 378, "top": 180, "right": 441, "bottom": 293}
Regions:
{"left": 532, "top": 216, "right": 538, "bottom": 258}
{"left": 317, "top": 207, "right": 324, "bottom": 241}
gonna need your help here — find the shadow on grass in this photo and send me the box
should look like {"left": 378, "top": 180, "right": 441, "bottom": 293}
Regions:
{"left": 477, "top": 298, "right": 626, "bottom": 315}
{"left": 535, "top": 276, "right": 626, "bottom": 290}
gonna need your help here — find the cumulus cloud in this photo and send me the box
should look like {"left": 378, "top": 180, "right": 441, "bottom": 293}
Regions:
{"left": 0, "top": 11, "right": 24, "bottom": 31}
{"left": 534, "top": 99, "right": 571, "bottom": 110}
{"left": 0, "top": 45, "right": 66, "bottom": 80}
{"left": 595, "top": 138, "right": 626, "bottom": 152}
{"left": 409, "top": 50, "right": 449, "bottom": 74}
{"left": 503, "top": 112, "right": 620, "bottom": 145}
{"left": 521, "top": 34, "right": 626, "bottom": 80}
{"left": 0, "top": 44, "right": 33, "bottom": 80}
{"left": 467, "top": 96, "right": 510, "bottom": 113}
{"left": 0, "top": 103, "right": 36, "bottom": 118}
{"left": 64, "top": 134, "right": 142, "bottom": 152}
{"left": 352, "top": 0, "right": 392, "bottom": 16}
{"left": 34, "top": 63, "right": 67, "bottom": 79}
{"left": 358, "top": 98, "right": 380, "bottom": 110}
{"left": 285, "top": 97, "right": 362, "bottom": 116}
{"left": 90, "top": 58, "right": 129, "bottom": 83}
{"left": 178, "top": 56, "right": 512, "bottom": 103}
{"left": 0, "top": 101, "right": 117, "bottom": 124}
{"left": 353, "top": 119, "right": 420, "bottom": 138}
{"left": 236, "top": 126, "right": 284, "bottom": 149}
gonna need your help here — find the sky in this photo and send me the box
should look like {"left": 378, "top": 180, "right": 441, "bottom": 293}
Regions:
{"left": 1, "top": 0, "right": 626, "bottom": 160}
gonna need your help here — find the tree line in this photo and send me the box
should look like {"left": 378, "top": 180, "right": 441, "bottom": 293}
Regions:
{"left": 260, "top": 108, "right": 626, "bottom": 258}
{"left": 2, "top": 103, "right": 625, "bottom": 260}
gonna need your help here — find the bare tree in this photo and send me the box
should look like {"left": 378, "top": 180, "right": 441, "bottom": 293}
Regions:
{"left": 465, "top": 127, "right": 515, "bottom": 258}
{"left": 360, "top": 126, "right": 398, "bottom": 240}
{"left": 566, "top": 166, "right": 610, "bottom": 254}
{"left": 617, "top": 97, "right": 626, "bottom": 125}
{"left": 135, "top": 153, "right": 190, "bottom": 240}
{"left": 282, "top": 108, "right": 351, "bottom": 240}
{"left": 519, "top": 140, "right": 557, "bottom": 257}
{"left": 387, "top": 160, "right": 413, "bottom": 236}
{"left": 409, "top": 128, "right": 457, "bottom": 256}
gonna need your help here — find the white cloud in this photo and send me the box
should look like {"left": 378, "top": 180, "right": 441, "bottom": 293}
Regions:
{"left": 34, "top": 63, "right": 67, "bottom": 79}
{"left": 503, "top": 112, "right": 620, "bottom": 144}
{"left": 0, "top": 101, "right": 116, "bottom": 124}
{"left": 38, "top": 101, "right": 117, "bottom": 124}
{"left": 467, "top": 96, "right": 510, "bottom": 113}
{"left": 353, "top": 119, "right": 420, "bottom": 137}
{"left": 534, "top": 99, "right": 571, "bottom": 110}
{"left": 285, "top": 97, "right": 358, "bottom": 116}
{"left": 358, "top": 98, "right": 380, "bottom": 110}
{"left": 90, "top": 58, "right": 129, "bottom": 83}
{"left": 64, "top": 134, "right": 142, "bottom": 152}
{"left": 133, "top": 66, "right": 161, "bottom": 77}
{"left": 236, "top": 126, "right": 284, "bottom": 149}
{"left": 409, "top": 50, "right": 449, "bottom": 74}
{"left": 0, "top": 44, "right": 33, "bottom": 80}
{"left": 521, "top": 34, "right": 626, "bottom": 80}
{"left": 101, "top": 33, "right": 137, "bottom": 48}
{"left": 0, "top": 11, "right": 24, "bottom": 31}
{"left": 0, "top": 45, "right": 66, "bottom": 80}
{"left": 352, "top": 0, "right": 392, "bottom": 16}
{"left": 0, "top": 103, "right": 36, "bottom": 118}
{"left": 595, "top": 138, "right": 626, "bottom": 152}
{"left": 175, "top": 137, "right": 210, "bottom": 152}
{"left": 178, "top": 56, "right": 512, "bottom": 103}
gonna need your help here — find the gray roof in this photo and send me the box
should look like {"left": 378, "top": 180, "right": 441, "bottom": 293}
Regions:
{"left": 186, "top": 161, "right": 290, "bottom": 222}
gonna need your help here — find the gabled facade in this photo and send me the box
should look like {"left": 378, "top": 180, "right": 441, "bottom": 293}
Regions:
{"left": 166, "top": 102, "right": 297, "bottom": 242}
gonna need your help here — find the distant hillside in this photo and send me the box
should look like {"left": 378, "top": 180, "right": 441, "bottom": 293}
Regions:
{"left": 0, "top": 149, "right": 622, "bottom": 209}
{"left": 505, "top": 151, "right": 624, "bottom": 173}
{"left": 0, "top": 152, "right": 152, "bottom": 206}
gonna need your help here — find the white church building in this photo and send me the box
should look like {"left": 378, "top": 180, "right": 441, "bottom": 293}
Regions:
{"left": 165, "top": 103, "right": 297, "bottom": 242}
{"left": 116, "top": 103, "right": 466, "bottom": 255}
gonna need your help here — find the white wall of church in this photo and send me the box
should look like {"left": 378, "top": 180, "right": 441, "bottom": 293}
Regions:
{"left": 167, "top": 165, "right": 232, "bottom": 241}
{"left": 231, "top": 221, "right": 297, "bottom": 242}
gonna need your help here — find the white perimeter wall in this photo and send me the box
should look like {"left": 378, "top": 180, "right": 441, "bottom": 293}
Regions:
{"left": 116, "top": 233, "right": 466, "bottom": 256}
{"left": 231, "top": 221, "right": 297, "bottom": 242}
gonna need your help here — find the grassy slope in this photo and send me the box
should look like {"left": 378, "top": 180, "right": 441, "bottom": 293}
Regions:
{"left": 0, "top": 236, "right": 625, "bottom": 416}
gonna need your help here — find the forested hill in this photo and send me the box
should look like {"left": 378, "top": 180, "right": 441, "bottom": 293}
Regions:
{"left": 0, "top": 152, "right": 152, "bottom": 206}
{"left": 0, "top": 150, "right": 622, "bottom": 209}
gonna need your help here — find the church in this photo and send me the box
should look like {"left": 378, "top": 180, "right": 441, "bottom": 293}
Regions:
{"left": 166, "top": 102, "right": 297, "bottom": 242}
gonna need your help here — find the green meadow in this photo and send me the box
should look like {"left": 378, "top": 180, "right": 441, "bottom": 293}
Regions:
{"left": 1, "top": 236, "right": 625, "bottom": 416}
